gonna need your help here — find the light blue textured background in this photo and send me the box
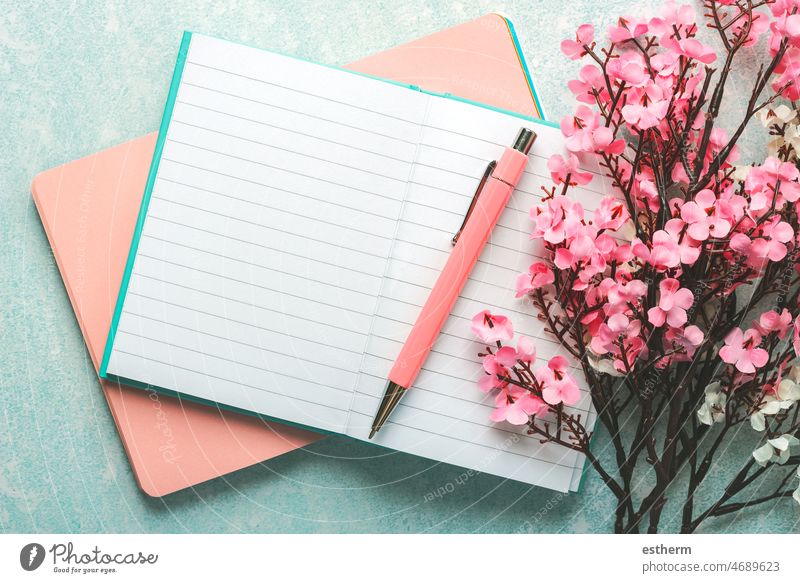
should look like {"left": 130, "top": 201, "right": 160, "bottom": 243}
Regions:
{"left": 1, "top": 0, "right": 798, "bottom": 533}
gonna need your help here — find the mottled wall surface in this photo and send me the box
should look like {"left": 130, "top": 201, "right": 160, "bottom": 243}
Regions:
{"left": 0, "top": 0, "right": 795, "bottom": 533}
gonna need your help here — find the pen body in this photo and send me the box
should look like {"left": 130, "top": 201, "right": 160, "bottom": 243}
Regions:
{"left": 388, "top": 147, "right": 529, "bottom": 389}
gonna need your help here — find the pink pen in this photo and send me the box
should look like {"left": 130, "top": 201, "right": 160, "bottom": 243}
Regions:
{"left": 369, "top": 127, "right": 536, "bottom": 438}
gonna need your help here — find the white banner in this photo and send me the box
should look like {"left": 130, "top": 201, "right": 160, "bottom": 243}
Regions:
{"left": 0, "top": 534, "right": 798, "bottom": 582}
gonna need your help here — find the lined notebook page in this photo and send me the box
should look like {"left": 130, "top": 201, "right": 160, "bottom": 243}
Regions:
{"left": 104, "top": 34, "right": 429, "bottom": 433}
{"left": 105, "top": 32, "right": 606, "bottom": 491}
{"left": 346, "top": 98, "right": 602, "bottom": 492}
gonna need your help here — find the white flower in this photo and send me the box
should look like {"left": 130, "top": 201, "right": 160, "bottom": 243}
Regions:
{"left": 697, "top": 383, "right": 726, "bottom": 426}
{"left": 788, "top": 364, "right": 800, "bottom": 383}
{"left": 778, "top": 378, "right": 800, "bottom": 402}
{"left": 586, "top": 353, "right": 622, "bottom": 377}
{"left": 749, "top": 382, "right": 799, "bottom": 432}
{"left": 756, "top": 104, "right": 797, "bottom": 127}
{"left": 784, "top": 123, "right": 800, "bottom": 154}
{"left": 767, "top": 137, "right": 784, "bottom": 158}
{"left": 753, "top": 443, "right": 775, "bottom": 466}
{"left": 731, "top": 165, "right": 752, "bottom": 182}
{"left": 754, "top": 434, "right": 800, "bottom": 466}
{"left": 750, "top": 411, "right": 766, "bottom": 431}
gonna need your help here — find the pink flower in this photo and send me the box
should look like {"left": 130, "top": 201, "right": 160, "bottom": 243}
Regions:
{"left": 772, "top": 57, "right": 800, "bottom": 100}
{"left": 547, "top": 154, "right": 593, "bottom": 186}
{"left": 561, "top": 24, "right": 595, "bottom": 60}
{"left": 515, "top": 262, "right": 554, "bottom": 296}
{"left": 648, "top": 1, "right": 695, "bottom": 36}
{"left": 719, "top": 328, "right": 769, "bottom": 374}
{"left": 731, "top": 219, "right": 794, "bottom": 266}
{"left": 647, "top": 278, "right": 694, "bottom": 328}
{"left": 492, "top": 338, "right": 536, "bottom": 367}
{"left": 663, "top": 37, "right": 716, "bottom": 63}
{"left": 478, "top": 353, "right": 508, "bottom": 393}
{"left": 755, "top": 309, "right": 793, "bottom": 339}
{"left": 621, "top": 83, "right": 670, "bottom": 130}
{"left": 607, "top": 278, "right": 647, "bottom": 305}
{"left": 560, "top": 106, "right": 626, "bottom": 154}
{"left": 490, "top": 386, "right": 548, "bottom": 425}
{"left": 531, "top": 195, "right": 584, "bottom": 244}
{"left": 636, "top": 219, "right": 701, "bottom": 270}
{"left": 665, "top": 324, "right": 704, "bottom": 359}
{"left": 535, "top": 356, "right": 581, "bottom": 405}
{"left": 471, "top": 311, "right": 513, "bottom": 343}
{"left": 607, "top": 51, "right": 648, "bottom": 87}
{"left": 594, "top": 196, "right": 630, "bottom": 231}
{"left": 515, "top": 336, "right": 537, "bottom": 362}
{"left": 746, "top": 156, "right": 800, "bottom": 212}
{"left": 590, "top": 313, "right": 641, "bottom": 356}
{"left": 794, "top": 315, "right": 800, "bottom": 358}
{"left": 679, "top": 189, "right": 731, "bottom": 241}
{"left": 568, "top": 64, "right": 607, "bottom": 104}
{"left": 608, "top": 17, "right": 649, "bottom": 43}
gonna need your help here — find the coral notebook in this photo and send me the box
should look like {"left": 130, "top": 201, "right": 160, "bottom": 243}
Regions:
{"left": 32, "top": 14, "right": 552, "bottom": 496}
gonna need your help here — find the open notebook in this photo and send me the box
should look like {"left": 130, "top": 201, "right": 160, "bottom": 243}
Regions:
{"left": 100, "top": 32, "right": 604, "bottom": 492}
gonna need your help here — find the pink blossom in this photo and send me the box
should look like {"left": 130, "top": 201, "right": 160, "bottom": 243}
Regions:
{"left": 607, "top": 51, "right": 648, "bottom": 87}
{"left": 663, "top": 37, "right": 717, "bottom": 63}
{"left": 561, "top": 24, "right": 595, "bottom": 60}
{"left": 608, "top": 17, "right": 649, "bottom": 43}
{"left": 471, "top": 311, "right": 513, "bottom": 343}
{"left": 621, "top": 83, "right": 670, "bottom": 130}
{"left": 478, "top": 353, "right": 508, "bottom": 393}
{"left": 567, "top": 64, "right": 607, "bottom": 104}
{"left": 719, "top": 328, "right": 769, "bottom": 374}
{"left": 515, "top": 336, "right": 537, "bottom": 363}
{"left": 594, "top": 196, "right": 630, "bottom": 231}
{"left": 490, "top": 386, "right": 548, "bottom": 425}
{"left": 561, "top": 106, "right": 626, "bottom": 154}
{"left": 746, "top": 156, "right": 800, "bottom": 211}
{"left": 755, "top": 309, "right": 793, "bottom": 339}
{"left": 590, "top": 313, "right": 642, "bottom": 356}
{"left": 636, "top": 219, "right": 700, "bottom": 270}
{"left": 679, "top": 189, "right": 731, "bottom": 241}
{"left": 772, "top": 55, "right": 800, "bottom": 100}
{"left": 491, "top": 338, "right": 537, "bottom": 367}
{"left": 648, "top": 0, "right": 695, "bottom": 36}
{"left": 794, "top": 315, "right": 800, "bottom": 358}
{"left": 614, "top": 337, "right": 649, "bottom": 372}
{"left": 531, "top": 195, "right": 584, "bottom": 244}
{"left": 733, "top": 10, "right": 769, "bottom": 47}
{"left": 665, "top": 324, "right": 704, "bottom": 359}
{"left": 607, "top": 278, "right": 647, "bottom": 305}
{"left": 547, "top": 154, "right": 593, "bottom": 186}
{"left": 647, "top": 278, "right": 694, "bottom": 327}
{"left": 535, "top": 356, "right": 581, "bottom": 405}
{"left": 515, "top": 262, "right": 554, "bottom": 297}
{"left": 731, "top": 218, "right": 794, "bottom": 266}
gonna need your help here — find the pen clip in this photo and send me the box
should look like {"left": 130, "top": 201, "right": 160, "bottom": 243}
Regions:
{"left": 452, "top": 160, "right": 496, "bottom": 245}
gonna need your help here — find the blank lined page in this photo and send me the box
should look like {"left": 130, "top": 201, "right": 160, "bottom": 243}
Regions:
{"left": 104, "top": 33, "right": 430, "bottom": 433}
{"left": 346, "top": 98, "right": 603, "bottom": 491}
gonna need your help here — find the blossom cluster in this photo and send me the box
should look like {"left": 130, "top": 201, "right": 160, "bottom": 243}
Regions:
{"left": 472, "top": 1, "right": 800, "bottom": 509}
{"left": 471, "top": 311, "right": 581, "bottom": 425}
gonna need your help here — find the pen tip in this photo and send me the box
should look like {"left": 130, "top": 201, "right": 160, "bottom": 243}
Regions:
{"left": 368, "top": 428, "right": 378, "bottom": 440}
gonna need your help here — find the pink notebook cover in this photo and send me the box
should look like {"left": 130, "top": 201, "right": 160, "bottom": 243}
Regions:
{"left": 31, "top": 13, "right": 543, "bottom": 497}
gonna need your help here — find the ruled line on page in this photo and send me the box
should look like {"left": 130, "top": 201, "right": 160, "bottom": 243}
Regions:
{"left": 184, "top": 60, "right": 424, "bottom": 126}
{"left": 175, "top": 95, "right": 417, "bottom": 160}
